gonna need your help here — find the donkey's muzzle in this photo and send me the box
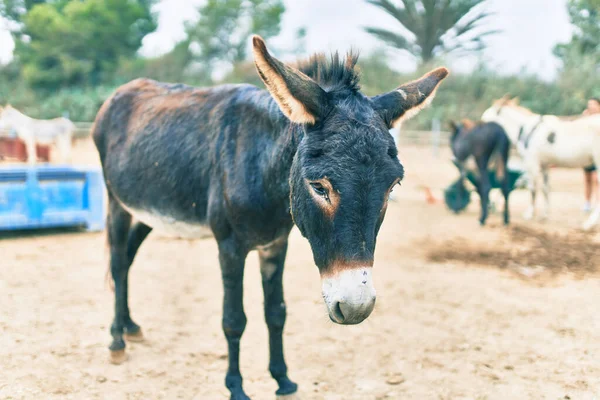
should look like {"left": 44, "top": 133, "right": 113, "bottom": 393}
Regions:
{"left": 321, "top": 267, "right": 376, "bottom": 325}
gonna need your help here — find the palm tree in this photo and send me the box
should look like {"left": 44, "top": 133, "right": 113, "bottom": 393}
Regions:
{"left": 364, "top": 0, "right": 497, "bottom": 65}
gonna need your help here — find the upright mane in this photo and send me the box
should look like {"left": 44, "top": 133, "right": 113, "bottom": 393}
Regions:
{"left": 295, "top": 51, "right": 360, "bottom": 93}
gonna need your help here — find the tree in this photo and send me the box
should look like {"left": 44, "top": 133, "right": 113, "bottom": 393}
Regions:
{"left": 0, "top": 0, "right": 47, "bottom": 30}
{"left": 185, "top": 0, "right": 285, "bottom": 76}
{"left": 6, "top": 0, "right": 156, "bottom": 88}
{"left": 364, "top": 0, "right": 496, "bottom": 65}
{"left": 554, "top": 0, "right": 600, "bottom": 63}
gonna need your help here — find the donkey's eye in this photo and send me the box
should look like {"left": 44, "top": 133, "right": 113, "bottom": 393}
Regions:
{"left": 310, "top": 182, "right": 329, "bottom": 199}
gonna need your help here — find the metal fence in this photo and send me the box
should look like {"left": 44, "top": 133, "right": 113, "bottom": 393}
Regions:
{"left": 73, "top": 122, "right": 93, "bottom": 139}
{"left": 71, "top": 122, "right": 454, "bottom": 145}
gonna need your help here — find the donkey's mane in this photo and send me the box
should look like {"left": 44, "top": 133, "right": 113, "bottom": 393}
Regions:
{"left": 295, "top": 51, "right": 360, "bottom": 92}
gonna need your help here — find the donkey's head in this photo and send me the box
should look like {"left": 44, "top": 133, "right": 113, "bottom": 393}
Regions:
{"left": 253, "top": 36, "right": 448, "bottom": 324}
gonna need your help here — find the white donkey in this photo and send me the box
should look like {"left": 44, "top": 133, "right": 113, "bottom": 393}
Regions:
{"left": 0, "top": 105, "right": 74, "bottom": 164}
{"left": 482, "top": 97, "right": 600, "bottom": 230}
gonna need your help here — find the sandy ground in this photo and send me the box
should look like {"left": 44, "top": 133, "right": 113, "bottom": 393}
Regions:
{"left": 1, "top": 140, "right": 600, "bottom": 400}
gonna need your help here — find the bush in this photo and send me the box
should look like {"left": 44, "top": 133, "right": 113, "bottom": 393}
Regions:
{"left": 0, "top": 48, "right": 596, "bottom": 126}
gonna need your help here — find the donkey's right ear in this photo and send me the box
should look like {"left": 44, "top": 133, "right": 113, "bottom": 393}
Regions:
{"left": 252, "top": 35, "right": 331, "bottom": 125}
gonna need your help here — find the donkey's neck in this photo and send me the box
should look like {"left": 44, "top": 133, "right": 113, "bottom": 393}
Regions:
{"left": 452, "top": 134, "right": 472, "bottom": 161}
{"left": 261, "top": 121, "right": 302, "bottom": 203}
{"left": 5, "top": 109, "right": 31, "bottom": 126}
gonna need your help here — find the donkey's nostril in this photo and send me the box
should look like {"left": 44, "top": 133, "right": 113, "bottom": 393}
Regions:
{"left": 331, "top": 300, "right": 345, "bottom": 323}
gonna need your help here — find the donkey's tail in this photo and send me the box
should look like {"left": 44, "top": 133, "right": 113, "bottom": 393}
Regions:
{"left": 495, "top": 130, "right": 511, "bottom": 182}
{"left": 104, "top": 233, "right": 115, "bottom": 292}
{"left": 105, "top": 266, "right": 115, "bottom": 292}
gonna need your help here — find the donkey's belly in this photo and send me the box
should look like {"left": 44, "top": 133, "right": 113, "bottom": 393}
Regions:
{"left": 121, "top": 204, "right": 213, "bottom": 239}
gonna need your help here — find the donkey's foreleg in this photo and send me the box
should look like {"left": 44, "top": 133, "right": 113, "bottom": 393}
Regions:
{"left": 523, "top": 164, "right": 540, "bottom": 221}
{"left": 541, "top": 167, "right": 550, "bottom": 221}
{"left": 219, "top": 238, "right": 250, "bottom": 400}
{"left": 259, "top": 239, "right": 298, "bottom": 397}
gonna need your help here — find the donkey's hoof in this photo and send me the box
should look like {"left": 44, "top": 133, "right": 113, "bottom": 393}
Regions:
{"left": 124, "top": 329, "right": 145, "bottom": 343}
{"left": 109, "top": 349, "right": 128, "bottom": 365}
{"left": 276, "top": 378, "right": 298, "bottom": 396}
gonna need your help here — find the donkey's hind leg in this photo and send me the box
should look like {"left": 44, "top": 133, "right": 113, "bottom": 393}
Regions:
{"left": 476, "top": 160, "right": 491, "bottom": 225}
{"left": 24, "top": 137, "right": 37, "bottom": 165}
{"left": 106, "top": 195, "right": 145, "bottom": 363}
{"left": 501, "top": 176, "right": 510, "bottom": 225}
{"left": 56, "top": 133, "right": 72, "bottom": 164}
{"left": 541, "top": 167, "right": 550, "bottom": 221}
{"left": 120, "top": 221, "right": 152, "bottom": 342}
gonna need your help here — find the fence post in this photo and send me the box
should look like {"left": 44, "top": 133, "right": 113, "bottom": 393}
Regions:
{"left": 432, "top": 118, "right": 440, "bottom": 157}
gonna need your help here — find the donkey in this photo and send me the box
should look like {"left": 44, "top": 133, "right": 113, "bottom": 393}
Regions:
{"left": 92, "top": 35, "right": 448, "bottom": 399}
{"left": 482, "top": 99, "right": 600, "bottom": 229}
{"left": 0, "top": 105, "right": 74, "bottom": 164}
{"left": 449, "top": 119, "right": 511, "bottom": 225}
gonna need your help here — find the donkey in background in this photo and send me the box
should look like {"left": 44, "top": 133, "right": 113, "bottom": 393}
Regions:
{"left": 449, "top": 119, "right": 511, "bottom": 225}
{"left": 0, "top": 105, "right": 74, "bottom": 164}
{"left": 483, "top": 99, "right": 600, "bottom": 229}
{"left": 93, "top": 35, "right": 448, "bottom": 399}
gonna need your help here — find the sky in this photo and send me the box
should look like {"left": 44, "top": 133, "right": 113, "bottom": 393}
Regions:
{"left": 0, "top": 0, "right": 574, "bottom": 80}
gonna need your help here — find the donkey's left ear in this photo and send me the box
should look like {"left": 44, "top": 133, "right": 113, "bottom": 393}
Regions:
{"left": 252, "top": 35, "right": 331, "bottom": 125}
{"left": 371, "top": 67, "right": 449, "bottom": 129}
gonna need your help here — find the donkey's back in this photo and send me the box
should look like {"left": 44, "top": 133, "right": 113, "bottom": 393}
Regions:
{"left": 92, "top": 78, "right": 277, "bottom": 238}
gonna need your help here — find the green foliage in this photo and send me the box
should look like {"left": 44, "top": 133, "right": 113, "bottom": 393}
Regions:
{"left": 0, "top": 0, "right": 594, "bottom": 132}
{"left": 358, "top": 52, "right": 591, "bottom": 129}
{"left": 0, "top": 69, "right": 115, "bottom": 121}
{"left": 553, "top": 0, "right": 600, "bottom": 111}
{"left": 12, "top": 0, "right": 156, "bottom": 89}
{"left": 364, "top": 0, "right": 497, "bottom": 65}
{"left": 2, "top": 48, "right": 594, "bottom": 128}
{"left": 185, "top": 0, "right": 285, "bottom": 75}
{"left": 0, "top": 0, "right": 47, "bottom": 29}
{"left": 554, "top": 0, "right": 600, "bottom": 62}
{"left": 115, "top": 40, "right": 212, "bottom": 86}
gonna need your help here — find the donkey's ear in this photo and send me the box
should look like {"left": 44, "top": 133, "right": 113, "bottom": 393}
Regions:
{"left": 371, "top": 67, "right": 449, "bottom": 129}
{"left": 448, "top": 120, "right": 458, "bottom": 132}
{"left": 252, "top": 35, "right": 330, "bottom": 125}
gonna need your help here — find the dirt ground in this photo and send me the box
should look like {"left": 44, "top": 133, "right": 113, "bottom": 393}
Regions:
{"left": 2, "top": 140, "right": 600, "bottom": 400}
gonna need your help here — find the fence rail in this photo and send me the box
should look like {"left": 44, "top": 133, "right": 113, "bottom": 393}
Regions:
{"left": 396, "top": 129, "right": 451, "bottom": 146}
{"left": 73, "top": 122, "right": 93, "bottom": 139}
{"left": 70, "top": 123, "right": 455, "bottom": 145}
{"left": 6, "top": 122, "right": 517, "bottom": 154}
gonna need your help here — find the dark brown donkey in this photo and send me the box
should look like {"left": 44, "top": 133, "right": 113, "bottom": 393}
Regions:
{"left": 449, "top": 119, "right": 511, "bottom": 225}
{"left": 93, "top": 35, "right": 448, "bottom": 399}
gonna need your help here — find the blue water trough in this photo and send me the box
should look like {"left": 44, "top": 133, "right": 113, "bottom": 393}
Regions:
{"left": 0, "top": 165, "right": 105, "bottom": 232}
